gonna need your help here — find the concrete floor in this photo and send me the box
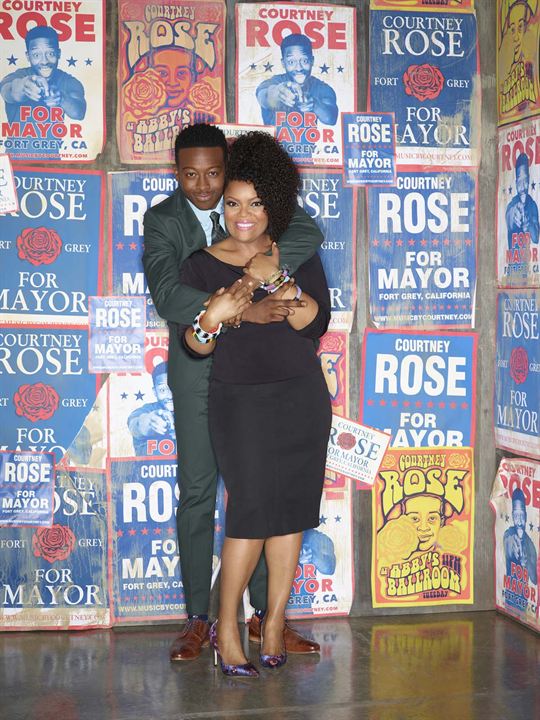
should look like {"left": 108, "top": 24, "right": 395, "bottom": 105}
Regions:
{"left": 1, "top": 611, "right": 538, "bottom": 720}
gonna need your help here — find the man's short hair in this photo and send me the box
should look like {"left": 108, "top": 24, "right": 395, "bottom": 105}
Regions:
{"left": 515, "top": 152, "right": 530, "bottom": 176}
{"left": 174, "top": 123, "right": 228, "bottom": 163}
{"left": 152, "top": 361, "right": 168, "bottom": 385}
{"left": 511, "top": 487, "right": 526, "bottom": 507}
{"left": 25, "top": 25, "right": 60, "bottom": 50}
{"left": 280, "top": 33, "right": 313, "bottom": 57}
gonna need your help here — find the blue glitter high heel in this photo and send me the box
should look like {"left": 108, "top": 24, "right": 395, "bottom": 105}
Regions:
{"left": 209, "top": 621, "right": 259, "bottom": 678}
{"left": 260, "top": 624, "right": 287, "bottom": 669}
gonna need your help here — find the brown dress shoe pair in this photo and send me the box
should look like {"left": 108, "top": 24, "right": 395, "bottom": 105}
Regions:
{"left": 248, "top": 614, "right": 320, "bottom": 654}
{"left": 169, "top": 618, "right": 210, "bottom": 661}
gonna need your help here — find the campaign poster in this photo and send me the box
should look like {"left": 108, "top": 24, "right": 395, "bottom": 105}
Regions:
{"left": 369, "top": 4, "right": 480, "bottom": 168}
{"left": 0, "top": 468, "right": 109, "bottom": 630}
{"left": 108, "top": 333, "right": 174, "bottom": 460}
{"left": 497, "top": 118, "right": 540, "bottom": 287}
{"left": 490, "top": 457, "right": 539, "bottom": 632}
{"left": 342, "top": 112, "right": 396, "bottom": 186}
{"left": 360, "top": 329, "right": 477, "bottom": 448}
{"left": 0, "top": 1, "right": 105, "bottom": 162}
{"left": 60, "top": 383, "right": 109, "bottom": 471}
{"left": 0, "top": 450, "right": 54, "bottom": 527}
{"left": 368, "top": 170, "right": 477, "bottom": 328}
{"left": 370, "top": 620, "right": 473, "bottom": 720}
{"left": 0, "top": 167, "right": 103, "bottom": 326}
{"left": 299, "top": 169, "right": 356, "bottom": 330}
{"left": 326, "top": 417, "right": 391, "bottom": 488}
{"left": 0, "top": 327, "right": 97, "bottom": 463}
{"left": 372, "top": 1, "right": 474, "bottom": 8}
{"left": 372, "top": 446, "right": 474, "bottom": 607}
{"left": 117, "top": 0, "right": 226, "bottom": 164}
{"left": 287, "top": 485, "right": 353, "bottom": 618}
{"left": 236, "top": 3, "right": 357, "bottom": 166}
{"left": 0, "top": 153, "right": 18, "bottom": 213}
{"left": 497, "top": 0, "right": 540, "bottom": 125}
{"left": 495, "top": 290, "right": 540, "bottom": 459}
{"left": 318, "top": 330, "right": 349, "bottom": 417}
{"left": 88, "top": 297, "right": 145, "bottom": 373}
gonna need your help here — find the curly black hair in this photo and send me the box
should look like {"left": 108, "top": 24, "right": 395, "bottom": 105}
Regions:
{"left": 174, "top": 123, "right": 228, "bottom": 164}
{"left": 225, "top": 132, "right": 299, "bottom": 242}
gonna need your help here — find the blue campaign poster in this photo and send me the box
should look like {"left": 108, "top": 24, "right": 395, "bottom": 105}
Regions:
{"left": 0, "top": 167, "right": 103, "bottom": 325}
{"left": 360, "top": 329, "right": 477, "bottom": 447}
{"left": 368, "top": 170, "right": 477, "bottom": 328}
{"left": 298, "top": 169, "right": 356, "bottom": 329}
{"left": 0, "top": 327, "right": 96, "bottom": 462}
{"left": 109, "top": 171, "right": 176, "bottom": 330}
{"left": 342, "top": 112, "right": 396, "bottom": 186}
{"left": 88, "top": 296, "right": 145, "bottom": 373}
{"left": 495, "top": 290, "right": 540, "bottom": 459}
{"left": 0, "top": 450, "right": 54, "bottom": 527}
{"left": 369, "top": 7, "right": 479, "bottom": 167}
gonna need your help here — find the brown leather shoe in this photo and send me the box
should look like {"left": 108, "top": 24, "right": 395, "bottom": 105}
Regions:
{"left": 248, "top": 614, "right": 320, "bottom": 654}
{"left": 169, "top": 618, "right": 210, "bottom": 661}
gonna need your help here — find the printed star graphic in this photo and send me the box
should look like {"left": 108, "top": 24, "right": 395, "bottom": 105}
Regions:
{"left": 264, "top": 62, "right": 273, "bottom": 72}
{"left": 134, "top": 390, "right": 144, "bottom": 400}
{"left": 141, "top": 528, "right": 149, "bottom": 535}
{"left": 167, "top": 527, "right": 175, "bottom": 535}
{"left": 379, "top": 399, "right": 387, "bottom": 406}
{"left": 508, "top": 187, "right": 512, "bottom": 194}
{"left": 427, "top": 401, "right": 434, "bottom": 408}
{"left": 461, "top": 402, "right": 468, "bottom": 409}
{"left": 505, "top": 514, "right": 509, "bottom": 523}
{"left": 432, "top": 238, "right": 439, "bottom": 246}
{"left": 67, "top": 56, "right": 77, "bottom": 67}
{"left": 450, "top": 402, "right": 457, "bottom": 409}
{"left": 415, "top": 400, "right": 422, "bottom": 408}
{"left": 116, "top": 242, "right": 124, "bottom": 250}
{"left": 85, "top": 58, "right": 93, "bottom": 66}
{"left": 128, "top": 529, "right": 136, "bottom": 536}
{"left": 396, "top": 238, "right": 403, "bottom": 246}
{"left": 529, "top": 522, "right": 534, "bottom": 531}
{"left": 465, "top": 239, "right": 472, "bottom": 246}
{"left": 384, "top": 239, "right": 392, "bottom": 247}
{"left": 319, "top": 63, "right": 330, "bottom": 74}
{"left": 121, "top": 392, "right": 128, "bottom": 400}
{"left": 249, "top": 63, "right": 257, "bottom": 70}
{"left": 116, "top": 529, "right": 124, "bottom": 537}
{"left": 443, "top": 238, "right": 450, "bottom": 246}
{"left": 532, "top": 182, "right": 536, "bottom": 190}
{"left": 403, "top": 400, "right": 410, "bottom": 407}
{"left": 337, "top": 66, "right": 344, "bottom": 73}
{"left": 438, "top": 401, "right": 446, "bottom": 408}
{"left": 335, "top": 515, "right": 342, "bottom": 522}
{"left": 319, "top": 515, "right": 327, "bottom": 524}
{"left": 391, "top": 400, "right": 398, "bottom": 407}
{"left": 154, "top": 527, "right": 162, "bottom": 535}
{"left": 129, "top": 242, "right": 137, "bottom": 250}
{"left": 7, "top": 55, "right": 17, "bottom": 65}
{"left": 367, "top": 399, "right": 374, "bottom": 406}
{"left": 408, "top": 238, "right": 415, "bottom": 246}
{"left": 420, "top": 238, "right": 427, "bottom": 247}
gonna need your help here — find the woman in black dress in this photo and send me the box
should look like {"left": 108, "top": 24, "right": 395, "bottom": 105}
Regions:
{"left": 180, "top": 132, "right": 332, "bottom": 677}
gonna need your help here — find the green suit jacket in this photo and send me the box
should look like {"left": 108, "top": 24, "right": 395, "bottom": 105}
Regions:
{"left": 143, "top": 188, "right": 324, "bottom": 394}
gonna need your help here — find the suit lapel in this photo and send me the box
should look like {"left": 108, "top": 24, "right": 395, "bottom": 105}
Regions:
{"left": 175, "top": 189, "right": 207, "bottom": 251}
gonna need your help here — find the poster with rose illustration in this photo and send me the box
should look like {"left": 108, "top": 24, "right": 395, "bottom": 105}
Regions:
{"left": 0, "top": 167, "right": 104, "bottom": 326}
{"left": 490, "top": 456, "right": 539, "bottom": 633}
{"left": 369, "top": 2, "right": 480, "bottom": 168}
{"left": 0, "top": 327, "right": 97, "bottom": 464}
{"left": 497, "top": 118, "right": 540, "bottom": 287}
{"left": 236, "top": 2, "right": 357, "bottom": 167}
{"left": 497, "top": 0, "right": 540, "bottom": 125}
{"left": 0, "top": 468, "right": 109, "bottom": 630}
{"left": 318, "top": 331, "right": 349, "bottom": 418}
{"left": 0, "top": 0, "right": 105, "bottom": 162}
{"left": 495, "top": 290, "right": 540, "bottom": 459}
{"left": 372, "top": 446, "right": 474, "bottom": 607}
{"left": 117, "top": 0, "right": 226, "bottom": 164}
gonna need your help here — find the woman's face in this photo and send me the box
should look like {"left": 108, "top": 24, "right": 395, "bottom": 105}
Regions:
{"left": 224, "top": 180, "right": 269, "bottom": 243}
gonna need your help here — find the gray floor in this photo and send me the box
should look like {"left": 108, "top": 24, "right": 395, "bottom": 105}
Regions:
{"left": 1, "top": 611, "right": 538, "bottom": 720}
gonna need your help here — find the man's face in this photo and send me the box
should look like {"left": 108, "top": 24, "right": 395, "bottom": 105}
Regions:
{"left": 404, "top": 495, "right": 443, "bottom": 552}
{"left": 27, "top": 37, "right": 60, "bottom": 79}
{"left": 516, "top": 163, "right": 529, "bottom": 201}
{"left": 512, "top": 499, "right": 527, "bottom": 536}
{"left": 509, "top": 4, "right": 528, "bottom": 63}
{"left": 153, "top": 48, "right": 194, "bottom": 107}
{"left": 154, "top": 374, "right": 173, "bottom": 412}
{"left": 282, "top": 45, "right": 313, "bottom": 86}
{"left": 175, "top": 146, "right": 225, "bottom": 210}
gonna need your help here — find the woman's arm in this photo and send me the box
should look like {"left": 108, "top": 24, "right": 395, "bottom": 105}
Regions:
{"left": 279, "top": 254, "right": 331, "bottom": 337}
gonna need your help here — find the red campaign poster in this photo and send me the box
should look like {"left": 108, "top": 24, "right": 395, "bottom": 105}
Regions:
{"left": 117, "top": 0, "right": 226, "bottom": 164}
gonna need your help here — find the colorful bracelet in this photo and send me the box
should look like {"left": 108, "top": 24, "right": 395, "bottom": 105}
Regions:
{"left": 294, "top": 284, "right": 302, "bottom": 301}
{"left": 192, "top": 310, "right": 222, "bottom": 344}
{"left": 262, "top": 267, "right": 291, "bottom": 294}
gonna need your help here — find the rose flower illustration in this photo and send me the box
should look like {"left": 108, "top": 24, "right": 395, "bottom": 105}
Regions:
{"left": 189, "top": 81, "right": 220, "bottom": 112}
{"left": 14, "top": 383, "right": 60, "bottom": 421}
{"left": 17, "top": 227, "right": 62, "bottom": 266}
{"left": 510, "top": 346, "right": 529, "bottom": 385}
{"left": 337, "top": 432, "right": 356, "bottom": 451}
{"left": 33, "top": 525, "right": 76, "bottom": 564}
{"left": 403, "top": 64, "right": 445, "bottom": 101}
{"left": 124, "top": 69, "right": 167, "bottom": 119}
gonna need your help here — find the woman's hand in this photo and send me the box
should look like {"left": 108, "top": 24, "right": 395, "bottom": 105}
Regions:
{"left": 203, "top": 279, "right": 253, "bottom": 328}
{"left": 243, "top": 242, "right": 280, "bottom": 284}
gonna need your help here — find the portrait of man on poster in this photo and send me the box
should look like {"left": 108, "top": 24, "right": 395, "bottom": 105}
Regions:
{"left": 505, "top": 152, "right": 540, "bottom": 249}
{"left": 127, "top": 361, "right": 175, "bottom": 457}
{"left": 503, "top": 487, "right": 538, "bottom": 585}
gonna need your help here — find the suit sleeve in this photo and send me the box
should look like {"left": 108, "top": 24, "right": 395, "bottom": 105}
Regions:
{"left": 143, "top": 210, "right": 208, "bottom": 325}
{"left": 277, "top": 204, "right": 324, "bottom": 274}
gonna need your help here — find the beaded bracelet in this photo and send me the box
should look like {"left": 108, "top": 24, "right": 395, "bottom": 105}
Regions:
{"left": 192, "top": 310, "right": 222, "bottom": 344}
{"left": 294, "top": 284, "right": 302, "bottom": 301}
{"left": 262, "top": 267, "right": 291, "bottom": 294}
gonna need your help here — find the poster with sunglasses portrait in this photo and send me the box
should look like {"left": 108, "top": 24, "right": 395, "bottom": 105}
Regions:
{"left": 497, "top": 0, "right": 540, "bottom": 125}
{"left": 117, "top": 0, "right": 226, "bottom": 165}
{"left": 236, "top": 2, "right": 357, "bottom": 167}
{"left": 372, "top": 446, "right": 474, "bottom": 607}
{"left": 0, "top": 1, "right": 105, "bottom": 162}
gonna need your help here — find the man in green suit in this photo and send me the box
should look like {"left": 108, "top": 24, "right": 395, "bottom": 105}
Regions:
{"left": 143, "top": 124, "right": 323, "bottom": 661}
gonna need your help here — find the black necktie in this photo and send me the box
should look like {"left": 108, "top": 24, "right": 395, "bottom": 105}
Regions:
{"left": 210, "top": 211, "right": 226, "bottom": 244}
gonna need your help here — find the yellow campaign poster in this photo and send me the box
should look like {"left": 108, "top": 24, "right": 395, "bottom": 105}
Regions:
{"left": 497, "top": 0, "right": 540, "bottom": 124}
{"left": 372, "top": 447, "right": 474, "bottom": 607}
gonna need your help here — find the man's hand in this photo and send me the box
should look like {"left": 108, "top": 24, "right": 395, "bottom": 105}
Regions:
{"left": 136, "top": 409, "right": 173, "bottom": 437}
{"left": 243, "top": 243, "right": 280, "bottom": 284}
{"left": 242, "top": 293, "right": 305, "bottom": 324}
